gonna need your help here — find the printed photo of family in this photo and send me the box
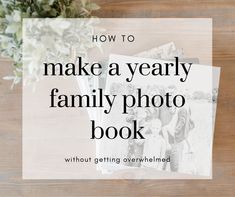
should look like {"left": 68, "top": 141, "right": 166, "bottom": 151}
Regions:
{"left": 106, "top": 82, "right": 217, "bottom": 176}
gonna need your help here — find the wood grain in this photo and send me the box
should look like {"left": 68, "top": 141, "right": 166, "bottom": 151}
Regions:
{"left": 0, "top": 0, "right": 235, "bottom": 196}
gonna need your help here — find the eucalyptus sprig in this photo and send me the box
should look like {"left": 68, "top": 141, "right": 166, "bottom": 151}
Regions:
{"left": 0, "top": 0, "right": 99, "bottom": 87}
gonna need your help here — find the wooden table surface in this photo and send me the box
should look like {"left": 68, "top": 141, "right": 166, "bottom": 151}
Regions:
{"left": 0, "top": 0, "right": 235, "bottom": 196}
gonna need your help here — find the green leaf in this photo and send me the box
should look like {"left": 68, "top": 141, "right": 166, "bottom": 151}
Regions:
{"left": 49, "top": 0, "right": 55, "bottom": 6}
{"left": 81, "top": 0, "right": 87, "bottom": 7}
{"left": 87, "top": 3, "right": 100, "bottom": 11}
{"left": 42, "top": 5, "right": 52, "bottom": 12}
{"left": 0, "top": 5, "right": 5, "bottom": 17}
{"left": 50, "top": 8, "right": 58, "bottom": 17}
{"left": 5, "top": 23, "right": 19, "bottom": 33}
